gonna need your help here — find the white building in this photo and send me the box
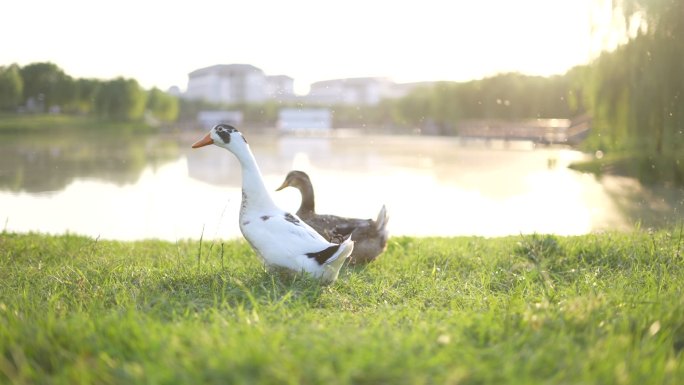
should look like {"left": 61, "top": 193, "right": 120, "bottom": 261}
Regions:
{"left": 197, "top": 110, "right": 243, "bottom": 129}
{"left": 185, "top": 64, "right": 271, "bottom": 104}
{"left": 305, "top": 77, "right": 395, "bottom": 105}
{"left": 265, "top": 75, "right": 295, "bottom": 99}
{"left": 184, "top": 64, "right": 425, "bottom": 106}
{"left": 277, "top": 108, "right": 332, "bottom": 131}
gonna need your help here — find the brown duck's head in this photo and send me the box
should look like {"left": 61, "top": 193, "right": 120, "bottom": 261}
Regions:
{"left": 276, "top": 170, "right": 312, "bottom": 191}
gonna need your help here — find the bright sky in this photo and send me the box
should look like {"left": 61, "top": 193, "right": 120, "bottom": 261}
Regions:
{"left": 2, "top": 0, "right": 610, "bottom": 95}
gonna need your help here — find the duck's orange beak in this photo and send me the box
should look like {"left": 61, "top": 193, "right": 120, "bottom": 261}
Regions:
{"left": 191, "top": 133, "right": 214, "bottom": 148}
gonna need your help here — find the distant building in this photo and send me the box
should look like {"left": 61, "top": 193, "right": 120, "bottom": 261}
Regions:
{"left": 185, "top": 64, "right": 264, "bottom": 104}
{"left": 305, "top": 77, "right": 394, "bottom": 105}
{"left": 197, "top": 110, "right": 243, "bottom": 129}
{"left": 185, "top": 64, "right": 426, "bottom": 106}
{"left": 277, "top": 108, "right": 332, "bottom": 131}
{"left": 167, "top": 85, "right": 182, "bottom": 97}
{"left": 265, "top": 75, "right": 295, "bottom": 100}
{"left": 387, "top": 81, "right": 434, "bottom": 99}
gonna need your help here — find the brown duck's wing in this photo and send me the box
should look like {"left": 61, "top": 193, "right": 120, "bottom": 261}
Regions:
{"left": 296, "top": 213, "right": 347, "bottom": 240}
{"left": 332, "top": 219, "right": 374, "bottom": 237}
{"left": 298, "top": 213, "right": 370, "bottom": 242}
{"left": 329, "top": 219, "right": 375, "bottom": 244}
{"left": 300, "top": 206, "right": 390, "bottom": 265}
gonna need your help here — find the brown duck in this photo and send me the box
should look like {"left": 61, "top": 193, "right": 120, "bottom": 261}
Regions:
{"left": 276, "top": 170, "right": 389, "bottom": 264}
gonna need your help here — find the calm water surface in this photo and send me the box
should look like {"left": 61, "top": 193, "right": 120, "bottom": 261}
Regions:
{"left": 1, "top": 129, "right": 682, "bottom": 241}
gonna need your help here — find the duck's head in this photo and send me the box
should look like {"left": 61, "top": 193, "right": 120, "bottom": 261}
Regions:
{"left": 191, "top": 124, "right": 248, "bottom": 151}
{"left": 276, "top": 170, "right": 311, "bottom": 191}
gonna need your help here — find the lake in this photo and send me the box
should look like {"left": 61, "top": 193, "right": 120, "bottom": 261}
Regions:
{"left": 1, "top": 128, "right": 682, "bottom": 241}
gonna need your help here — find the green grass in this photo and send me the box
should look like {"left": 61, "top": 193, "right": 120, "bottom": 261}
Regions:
{"left": 1, "top": 230, "right": 683, "bottom": 384}
{"left": 0, "top": 113, "right": 154, "bottom": 132}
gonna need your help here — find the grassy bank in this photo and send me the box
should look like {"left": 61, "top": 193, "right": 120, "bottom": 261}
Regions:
{"left": 0, "top": 113, "right": 155, "bottom": 132}
{"left": 1, "top": 231, "right": 683, "bottom": 384}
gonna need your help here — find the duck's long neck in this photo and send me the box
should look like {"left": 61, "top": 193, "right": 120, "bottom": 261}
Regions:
{"left": 233, "top": 145, "right": 276, "bottom": 211}
{"left": 298, "top": 182, "right": 316, "bottom": 215}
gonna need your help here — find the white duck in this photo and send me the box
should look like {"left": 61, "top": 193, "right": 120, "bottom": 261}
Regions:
{"left": 191, "top": 124, "right": 353, "bottom": 283}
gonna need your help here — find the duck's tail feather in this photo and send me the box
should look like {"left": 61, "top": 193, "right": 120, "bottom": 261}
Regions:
{"left": 375, "top": 205, "right": 389, "bottom": 235}
{"left": 320, "top": 236, "right": 354, "bottom": 284}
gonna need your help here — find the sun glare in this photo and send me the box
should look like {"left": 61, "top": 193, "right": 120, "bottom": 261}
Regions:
{"left": 2, "top": 0, "right": 599, "bottom": 91}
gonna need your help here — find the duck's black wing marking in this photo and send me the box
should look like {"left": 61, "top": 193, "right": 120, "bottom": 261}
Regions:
{"left": 284, "top": 213, "right": 301, "bottom": 225}
{"left": 306, "top": 244, "right": 342, "bottom": 265}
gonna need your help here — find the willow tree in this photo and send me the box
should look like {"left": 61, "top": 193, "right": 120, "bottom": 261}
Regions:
{"left": 587, "top": 0, "right": 684, "bottom": 155}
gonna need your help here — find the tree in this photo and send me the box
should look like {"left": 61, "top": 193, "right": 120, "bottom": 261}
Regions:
{"left": 146, "top": 88, "right": 179, "bottom": 123}
{"left": 585, "top": 0, "right": 684, "bottom": 155}
{"left": 19, "top": 62, "right": 70, "bottom": 112}
{"left": 71, "top": 78, "right": 100, "bottom": 114}
{"left": 389, "top": 73, "right": 577, "bottom": 133}
{"left": 94, "top": 77, "right": 147, "bottom": 121}
{"left": 0, "top": 64, "right": 23, "bottom": 111}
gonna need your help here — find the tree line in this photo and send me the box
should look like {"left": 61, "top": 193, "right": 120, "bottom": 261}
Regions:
{"left": 351, "top": 0, "right": 683, "bottom": 158}
{"left": 0, "top": 62, "right": 178, "bottom": 123}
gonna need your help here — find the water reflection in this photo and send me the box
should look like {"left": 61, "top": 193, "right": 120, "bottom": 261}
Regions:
{"left": 0, "top": 130, "right": 179, "bottom": 193}
{"left": 601, "top": 175, "right": 684, "bottom": 229}
{"left": 1, "top": 130, "right": 682, "bottom": 240}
